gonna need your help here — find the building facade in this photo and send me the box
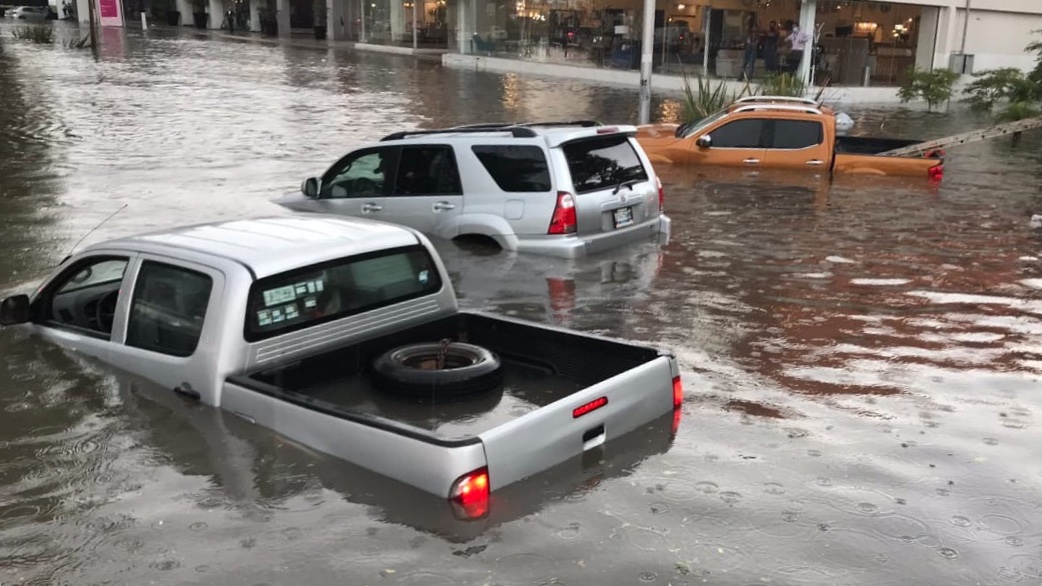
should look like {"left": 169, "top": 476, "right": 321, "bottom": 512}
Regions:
{"left": 438, "top": 0, "right": 1042, "bottom": 87}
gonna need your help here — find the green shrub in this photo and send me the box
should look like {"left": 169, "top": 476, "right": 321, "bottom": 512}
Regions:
{"left": 961, "top": 68, "right": 1040, "bottom": 111}
{"left": 897, "top": 67, "right": 960, "bottom": 112}
{"left": 680, "top": 71, "right": 752, "bottom": 123}
{"left": 12, "top": 22, "right": 54, "bottom": 44}
{"left": 757, "top": 72, "right": 807, "bottom": 97}
{"left": 997, "top": 101, "right": 1041, "bottom": 123}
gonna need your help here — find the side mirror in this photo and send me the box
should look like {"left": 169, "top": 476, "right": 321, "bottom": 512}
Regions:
{"left": 696, "top": 135, "right": 712, "bottom": 149}
{"left": 0, "top": 295, "right": 30, "bottom": 326}
{"left": 301, "top": 177, "right": 320, "bottom": 198}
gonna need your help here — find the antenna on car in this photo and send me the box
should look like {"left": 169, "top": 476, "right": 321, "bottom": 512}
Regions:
{"left": 61, "top": 203, "right": 128, "bottom": 264}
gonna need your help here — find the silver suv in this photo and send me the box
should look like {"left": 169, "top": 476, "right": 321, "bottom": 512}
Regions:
{"left": 273, "top": 121, "right": 671, "bottom": 258}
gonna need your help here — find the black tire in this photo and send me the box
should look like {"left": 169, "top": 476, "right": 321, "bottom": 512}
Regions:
{"left": 371, "top": 342, "right": 504, "bottom": 400}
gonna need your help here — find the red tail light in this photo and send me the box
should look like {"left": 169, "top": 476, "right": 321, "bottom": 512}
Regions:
{"left": 672, "top": 376, "right": 683, "bottom": 408}
{"left": 573, "top": 396, "right": 608, "bottom": 418}
{"left": 656, "top": 177, "right": 664, "bottom": 211}
{"left": 548, "top": 191, "right": 577, "bottom": 235}
{"left": 671, "top": 404, "right": 682, "bottom": 436}
{"left": 449, "top": 467, "right": 490, "bottom": 519}
{"left": 928, "top": 163, "right": 944, "bottom": 182}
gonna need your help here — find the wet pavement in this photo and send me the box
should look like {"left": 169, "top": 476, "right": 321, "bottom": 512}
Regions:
{"left": 3, "top": 22, "right": 1042, "bottom": 586}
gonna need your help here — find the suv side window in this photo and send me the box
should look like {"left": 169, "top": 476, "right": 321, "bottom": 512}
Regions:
{"left": 709, "top": 119, "right": 767, "bottom": 148}
{"left": 394, "top": 146, "right": 463, "bottom": 196}
{"left": 125, "top": 261, "right": 213, "bottom": 357}
{"left": 45, "top": 257, "right": 130, "bottom": 336}
{"left": 320, "top": 148, "right": 392, "bottom": 199}
{"left": 771, "top": 120, "right": 824, "bottom": 149}
{"left": 471, "top": 145, "right": 552, "bottom": 192}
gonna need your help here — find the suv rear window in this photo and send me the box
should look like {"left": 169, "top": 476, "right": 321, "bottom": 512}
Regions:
{"left": 244, "top": 245, "right": 442, "bottom": 342}
{"left": 471, "top": 145, "right": 551, "bottom": 192}
{"left": 562, "top": 135, "right": 648, "bottom": 194}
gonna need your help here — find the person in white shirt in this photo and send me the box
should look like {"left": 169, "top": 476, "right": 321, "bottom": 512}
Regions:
{"left": 783, "top": 19, "right": 810, "bottom": 75}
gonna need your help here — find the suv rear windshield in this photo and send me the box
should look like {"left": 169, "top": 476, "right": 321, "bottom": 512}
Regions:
{"left": 244, "top": 245, "right": 442, "bottom": 342}
{"left": 562, "top": 135, "right": 648, "bottom": 194}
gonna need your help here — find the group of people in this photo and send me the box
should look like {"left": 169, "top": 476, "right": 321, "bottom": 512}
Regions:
{"left": 741, "top": 18, "right": 811, "bottom": 80}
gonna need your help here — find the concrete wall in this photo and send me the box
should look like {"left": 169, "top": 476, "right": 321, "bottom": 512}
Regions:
{"left": 951, "top": 8, "right": 1042, "bottom": 72}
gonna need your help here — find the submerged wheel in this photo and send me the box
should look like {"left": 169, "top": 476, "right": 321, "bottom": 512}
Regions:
{"left": 371, "top": 341, "right": 504, "bottom": 400}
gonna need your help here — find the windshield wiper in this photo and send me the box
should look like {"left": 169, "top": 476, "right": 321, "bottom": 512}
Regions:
{"left": 612, "top": 177, "right": 643, "bottom": 195}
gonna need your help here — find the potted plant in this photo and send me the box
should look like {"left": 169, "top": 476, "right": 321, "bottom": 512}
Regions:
{"left": 191, "top": 0, "right": 208, "bottom": 29}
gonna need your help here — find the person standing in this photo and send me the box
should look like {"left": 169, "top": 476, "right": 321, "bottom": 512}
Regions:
{"left": 784, "top": 19, "right": 809, "bottom": 75}
{"left": 741, "top": 20, "right": 759, "bottom": 80}
{"left": 763, "top": 21, "right": 779, "bottom": 73}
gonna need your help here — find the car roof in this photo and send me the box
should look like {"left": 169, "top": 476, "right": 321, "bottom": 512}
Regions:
{"left": 90, "top": 214, "right": 422, "bottom": 279}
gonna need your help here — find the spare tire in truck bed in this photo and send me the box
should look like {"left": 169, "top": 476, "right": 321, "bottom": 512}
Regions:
{"left": 371, "top": 341, "right": 504, "bottom": 400}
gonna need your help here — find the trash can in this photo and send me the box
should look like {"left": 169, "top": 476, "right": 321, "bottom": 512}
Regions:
{"left": 166, "top": 9, "right": 180, "bottom": 26}
{"left": 314, "top": 24, "right": 326, "bottom": 40}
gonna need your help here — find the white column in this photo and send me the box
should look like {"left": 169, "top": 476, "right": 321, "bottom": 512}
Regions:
{"left": 456, "top": 0, "right": 474, "bottom": 53}
{"left": 411, "top": 0, "right": 417, "bottom": 48}
{"left": 208, "top": 0, "right": 223, "bottom": 28}
{"left": 175, "top": 0, "right": 192, "bottom": 25}
{"left": 359, "top": 0, "right": 367, "bottom": 41}
{"left": 76, "top": 0, "right": 90, "bottom": 23}
{"left": 249, "top": 0, "right": 261, "bottom": 31}
{"left": 390, "top": 0, "right": 403, "bottom": 43}
{"left": 796, "top": 0, "right": 816, "bottom": 89}
{"left": 933, "top": 6, "right": 957, "bottom": 70}
{"left": 328, "top": 0, "right": 345, "bottom": 39}
{"left": 276, "top": 0, "right": 290, "bottom": 36}
{"left": 638, "top": 0, "right": 654, "bottom": 124}
{"left": 915, "top": 6, "right": 940, "bottom": 71}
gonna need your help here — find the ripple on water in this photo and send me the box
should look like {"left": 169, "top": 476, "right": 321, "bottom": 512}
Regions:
{"left": 491, "top": 553, "right": 556, "bottom": 582}
{"left": 394, "top": 571, "right": 458, "bottom": 586}
{"left": 807, "top": 528, "right": 893, "bottom": 572}
{"left": 863, "top": 513, "right": 936, "bottom": 545}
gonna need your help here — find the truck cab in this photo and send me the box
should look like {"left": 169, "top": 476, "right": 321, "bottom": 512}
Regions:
{"left": 637, "top": 97, "right": 944, "bottom": 179}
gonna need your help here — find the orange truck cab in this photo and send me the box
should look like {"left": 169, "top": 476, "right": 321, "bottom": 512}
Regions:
{"left": 637, "top": 97, "right": 944, "bottom": 180}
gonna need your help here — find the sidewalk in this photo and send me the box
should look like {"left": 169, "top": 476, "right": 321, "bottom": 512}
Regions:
{"left": 152, "top": 24, "right": 447, "bottom": 59}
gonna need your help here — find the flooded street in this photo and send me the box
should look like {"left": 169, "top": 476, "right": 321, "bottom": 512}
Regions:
{"left": 3, "top": 23, "right": 1042, "bottom": 585}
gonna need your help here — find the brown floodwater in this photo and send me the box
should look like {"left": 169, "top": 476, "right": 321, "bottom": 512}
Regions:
{"left": 2, "top": 22, "right": 1042, "bottom": 586}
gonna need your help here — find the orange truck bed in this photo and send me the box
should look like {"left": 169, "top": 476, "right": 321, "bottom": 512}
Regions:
{"left": 637, "top": 98, "right": 944, "bottom": 180}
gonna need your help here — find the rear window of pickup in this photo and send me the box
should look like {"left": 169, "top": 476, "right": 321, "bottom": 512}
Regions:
{"left": 244, "top": 245, "right": 442, "bottom": 342}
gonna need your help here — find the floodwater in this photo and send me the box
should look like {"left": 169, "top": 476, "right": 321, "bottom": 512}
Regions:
{"left": 3, "top": 23, "right": 1042, "bottom": 586}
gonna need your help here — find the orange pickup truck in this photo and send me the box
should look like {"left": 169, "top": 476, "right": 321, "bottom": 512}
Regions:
{"left": 637, "top": 97, "right": 945, "bottom": 180}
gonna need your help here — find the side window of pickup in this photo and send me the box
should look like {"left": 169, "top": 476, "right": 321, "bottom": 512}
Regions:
{"left": 770, "top": 120, "right": 825, "bottom": 149}
{"left": 708, "top": 119, "right": 767, "bottom": 149}
{"left": 320, "top": 148, "right": 393, "bottom": 199}
{"left": 125, "top": 261, "right": 213, "bottom": 357}
{"left": 394, "top": 145, "right": 463, "bottom": 196}
{"left": 43, "top": 256, "right": 130, "bottom": 337}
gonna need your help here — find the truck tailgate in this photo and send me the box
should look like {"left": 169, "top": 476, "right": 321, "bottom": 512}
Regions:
{"left": 478, "top": 355, "right": 676, "bottom": 490}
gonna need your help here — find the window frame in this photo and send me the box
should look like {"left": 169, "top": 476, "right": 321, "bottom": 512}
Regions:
{"left": 242, "top": 244, "right": 444, "bottom": 343}
{"left": 766, "top": 119, "right": 825, "bottom": 151}
{"left": 124, "top": 260, "right": 215, "bottom": 358}
{"left": 392, "top": 144, "right": 463, "bottom": 197}
{"left": 470, "top": 143, "right": 554, "bottom": 193}
{"left": 319, "top": 146, "right": 398, "bottom": 199}
{"left": 560, "top": 135, "right": 649, "bottom": 195}
{"left": 34, "top": 254, "right": 133, "bottom": 341}
{"left": 705, "top": 117, "right": 770, "bottom": 149}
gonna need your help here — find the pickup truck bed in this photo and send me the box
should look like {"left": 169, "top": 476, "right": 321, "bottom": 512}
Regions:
{"left": 223, "top": 311, "right": 676, "bottom": 504}
{"left": 834, "top": 136, "right": 921, "bottom": 155}
{"left": 240, "top": 312, "right": 647, "bottom": 440}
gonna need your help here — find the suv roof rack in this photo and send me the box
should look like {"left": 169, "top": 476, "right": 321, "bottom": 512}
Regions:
{"left": 380, "top": 120, "right": 604, "bottom": 142}
{"left": 735, "top": 95, "right": 819, "bottom": 106}
{"left": 732, "top": 104, "right": 823, "bottom": 115}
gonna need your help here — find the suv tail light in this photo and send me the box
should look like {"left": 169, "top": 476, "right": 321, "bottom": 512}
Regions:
{"left": 928, "top": 163, "right": 944, "bottom": 182}
{"left": 548, "top": 191, "right": 577, "bottom": 235}
{"left": 656, "top": 177, "right": 664, "bottom": 211}
{"left": 672, "top": 375, "right": 683, "bottom": 408}
{"left": 449, "top": 467, "right": 490, "bottom": 519}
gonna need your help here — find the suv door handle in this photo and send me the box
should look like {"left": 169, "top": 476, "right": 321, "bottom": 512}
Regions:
{"left": 361, "top": 203, "right": 383, "bottom": 212}
{"left": 806, "top": 160, "right": 824, "bottom": 166}
{"left": 743, "top": 158, "right": 760, "bottom": 165}
{"left": 432, "top": 201, "right": 456, "bottom": 211}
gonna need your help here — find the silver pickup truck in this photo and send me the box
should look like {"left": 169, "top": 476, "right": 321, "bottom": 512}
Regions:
{"left": 0, "top": 214, "right": 682, "bottom": 519}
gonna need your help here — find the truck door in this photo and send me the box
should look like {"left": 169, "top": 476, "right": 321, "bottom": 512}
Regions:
{"left": 762, "top": 119, "right": 829, "bottom": 171}
{"left": 108, "top": 255, "right": 225, "bottom": 404}
{"left": 690, "top": 117, "right": 768, "bottom": 169}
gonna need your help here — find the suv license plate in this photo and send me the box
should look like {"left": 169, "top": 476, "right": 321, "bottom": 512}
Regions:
{"left": 613, "top": 206, "right": 634, "bottom": 228}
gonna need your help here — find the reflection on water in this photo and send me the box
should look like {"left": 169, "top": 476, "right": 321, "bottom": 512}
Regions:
{"left": 2, "top": 23, "right": 1042, "bottom": 585}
